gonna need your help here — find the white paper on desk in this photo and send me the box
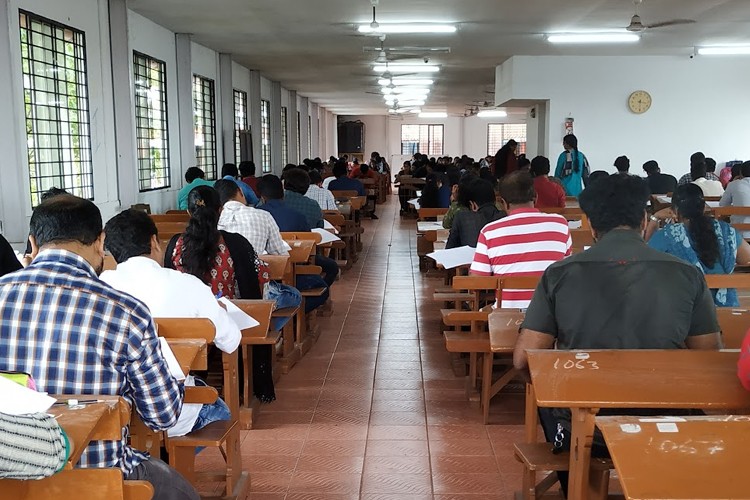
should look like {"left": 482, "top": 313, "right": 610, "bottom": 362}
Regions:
{"left": 0, "top": 375, "right": 56, "bottom": 415}
{"left": 407, "top": 198, "right": 421, "bottom": 209}
{"left": 218, "top": 297, "right": 260, "bottom": 331}
{"left": 427, "top": 245, "right": 476, "bottom": 270}
{"left": 312, "top": 227, "right": 341, "bottom": 244}
{"left": 416, "top": 190, "right": 422, "bottom": 197}
{"left": 417, "top": 221, "right": 445, "bottom": 232}
{"left": 323, "top": 220, "right": 335, "bottom": 230}
{"left": 657, "top": 195, "right": 672, "bottom": 204}
{"left": 568, "top": 220, "right": 582, "bottom": 229}
{"left": 281, "top": 241, "right": 292, "bottom": 252}
{"left": 707, "top": 201, "right": 720, "bottom": 208}
{"left": 159, "top": 337, "right": 186, "bottom": 382}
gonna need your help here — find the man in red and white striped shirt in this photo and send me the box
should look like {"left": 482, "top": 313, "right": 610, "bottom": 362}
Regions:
{"left": 470, "top": 171, "right": 571, "bottom": 308}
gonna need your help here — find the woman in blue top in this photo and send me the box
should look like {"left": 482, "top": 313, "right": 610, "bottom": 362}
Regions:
{"left": 554, "top": 134, "right": 590, "bottom": 197}
{"left": 646, "top": 183, "right": 750, "bottom": 306}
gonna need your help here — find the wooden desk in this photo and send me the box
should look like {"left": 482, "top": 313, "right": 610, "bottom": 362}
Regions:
{"left": 488, "top": 309, "right": 524, "bottom": 353}
{"left": 0, "top": 396, "right": 148, "bottom": 500}
{"left": 527, "top": 350, "right": 750, "bottom": 500}
{"left": 286, "top": 239, "right": 315, "bottom": 264}
{"left": 417, "top": 221, "right": 445, "bottom": 233}
{"left": 166, "top": 338, "right": 207, "bottom": 376}
{"left": 597, "top": 415, "right": 750, "bottom": 499}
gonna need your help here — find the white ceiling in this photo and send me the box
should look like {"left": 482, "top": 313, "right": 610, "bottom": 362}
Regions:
{"left": 128, "top": 0, "right": 750, "bottom": 115}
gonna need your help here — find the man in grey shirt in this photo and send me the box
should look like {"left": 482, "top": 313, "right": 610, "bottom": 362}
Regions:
{"left": 513, "top": 173, "right": 721, "bottom": 495}
{"left": 719, "top": 161, "right": 750, "bottom": 238}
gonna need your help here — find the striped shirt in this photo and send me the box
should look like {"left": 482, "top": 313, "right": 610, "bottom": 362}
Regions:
{"left": 0, "top": 250, "right": 183, "bottom": 474}
{"left": 470, "top": 208, "right": 572, "bottom": 308}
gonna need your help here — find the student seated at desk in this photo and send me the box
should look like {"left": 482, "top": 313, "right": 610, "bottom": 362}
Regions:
{"left": 0, "top": 233, "right": 21, "bottom": 278}
{"left": 470, "top": 172, "right": 570, "bottom": 309}
{"left": 646, "top": 183, "right": 750, "bottom": 306}
{"left": 0, "top": 195, "right": 197, "bottom": 500}
{"left": 164, "top": 186, "right": 275, "bottom": 404}
{"left": 446, "top": 177, "right": 504, "bottom": 249}
{"left": 177, "top": 167, "right": 213, "bottom": 211}
{"left": 282, "top": 168, "right": 325, "bottom": 229}
{"left": 215, "top": 180, "right": 302, "bottom": 330}
{"left": 305, "top": 169, "right": 337, "bottom": 210}
{"left": 515, "top": 174, "right": 721, "bottom": 496}
{"left": 328, "top": 160, "right": 365, "bottom": 196}
{"left": 100, "top": 209, "right": 240, "bottom": 437}
{"left": 257, "top": 175, "right": 333, "bottom": 314}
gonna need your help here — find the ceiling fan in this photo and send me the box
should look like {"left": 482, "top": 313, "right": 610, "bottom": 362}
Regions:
{"left": 625, "top": 0, "right": 695, "bottom": 32}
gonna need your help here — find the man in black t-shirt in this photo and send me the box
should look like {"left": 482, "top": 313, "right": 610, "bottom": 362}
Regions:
{"left": 643, "top": 160, "right": 678, "bottom": 194}
{"left": 514, "top": 173, "right": 721, "bottom": 496}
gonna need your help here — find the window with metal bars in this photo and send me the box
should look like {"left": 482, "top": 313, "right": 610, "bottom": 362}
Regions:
{"left": 487, "top": 123, "right": 527, "bottom": 156}
{"left": 260, "top": 99, "right": 271, "bottom": 173}
{"left": 400, "top": 124, "right": 444, "bottom": 156}
{"left": 193, "top": 74, "right": 217, "bottom": 179}
{"left": 233, "top": 89, "right": 247, "bottom": 164}
{"left": 133, "top": 52, "right": 169, "bottom": 192}
{"left": 20, "top": 10, "right": 94, "bottom": 206}
{"left": 281, "top": 106, "right": 288, "bottom": 166}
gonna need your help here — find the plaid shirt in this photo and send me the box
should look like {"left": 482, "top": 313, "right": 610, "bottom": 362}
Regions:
{"left": 678, "top": 172, "right": 721, "bottom": 185}
{"left": 218, "top": 201, "right": 289, "bottom": 255}
{"left": 284, "top": 190, "right": 324, "bottom": 228}
{"left": 305, "top": 185, "right": 337, "bottom": 211}
{"left": 0, "top": 250, "right": 182, "bottom": 474}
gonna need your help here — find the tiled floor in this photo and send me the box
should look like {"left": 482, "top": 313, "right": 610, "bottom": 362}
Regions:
{"left": 197, "top": 195, "right": 539, "bottom": 499}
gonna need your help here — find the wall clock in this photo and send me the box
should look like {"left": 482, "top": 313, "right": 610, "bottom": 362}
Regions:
{"left": 628, "top": 90, "right": 652, "bottom": 114}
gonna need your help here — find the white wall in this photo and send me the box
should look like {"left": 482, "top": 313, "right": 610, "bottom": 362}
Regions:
{"left": 496, "top": 55, "right": 750, "bottom": 178}
{"left": 340, "top": 114, "right": 528, "bottom": 171}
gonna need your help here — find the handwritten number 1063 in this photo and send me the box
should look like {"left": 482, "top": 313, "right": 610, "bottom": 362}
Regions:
{"left": 553, "top": 359, "right": 599, "bottom": 370}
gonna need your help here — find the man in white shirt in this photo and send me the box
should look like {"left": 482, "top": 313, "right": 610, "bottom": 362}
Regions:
{"left": 691, "top": 161, "right": 724, "bottom": 197}
{"left": 100, "top": 209, "right": 240, "bottom": 438}
{"left": 306, "top": 170, "right": 337, "bottom": 210}
{"left": 720, "top": 161, "right": 750, "bottom": 237}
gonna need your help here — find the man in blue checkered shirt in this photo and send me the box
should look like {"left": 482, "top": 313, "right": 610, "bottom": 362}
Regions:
{"left": 0, "top": 195, "right": 198, "bottom": 500}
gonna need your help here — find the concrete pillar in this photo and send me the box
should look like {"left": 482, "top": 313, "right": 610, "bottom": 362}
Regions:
{"left": 248, "top": 70, "right": 262, "bottom": 170}
{"left": 288, "top": 90, "right": 299, "bottom": 164}
{"left": 270, "top": 81, "right": 282, "bottom": 174}
{"left": 218, "top": 53, "right": 234, "bottom": 165}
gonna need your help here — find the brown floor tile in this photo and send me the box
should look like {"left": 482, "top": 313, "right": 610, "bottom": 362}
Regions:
{"left": 247, "top": 472, "right": 292, "bottom": 493}
{"left": 241, "top": 455, "right": 298, "bottom": 473}
{"left": 372, "top": 389, "right": 424, "bottom": 401}
{"left": 432, "top": 473, "right": 506, "bottom": 495}
{"left": 300, "top": 440, "right": 367, "bottom": 457}
{"left": 369, "top": 410, "right": 426, "bottom": 426}
{"left": 365, "top": 439, "right": 430, "bottom": 457}
{"left": 294, "top": 455, "right": 364, "bottom": 474}
{"left": 373, "top": 378, "right": 424, "bottom": 390}
{"left": 367, "top": 425, "right": 428, "bottom": 440}
{"left": 285, "top": 494, "right": 359, "bottom": 500}
{"left": 305, "top": 423, "right": 369, "bottom": 440}
{"left": 370, "top": 399, "right": 425, "bottom": 412}
{"left": 361, "top": 473, "right": 433, "bottom": 494}
{"left": 241, "top": 439, "right": 305, "bottom": 456}
{"left": 432, "top": 455, "right": 500, "bottom": 474}
{"left": 363, "top": 455, "right": 431, "bottom": 474}
{"left": 428, "top": 424, "right": 489, "bottom": 440}
{"left": 429, "top": 439, "right": 495, "bottom": 456}
{"left": 287, "top": 471, "right": 362, "bottom": 494}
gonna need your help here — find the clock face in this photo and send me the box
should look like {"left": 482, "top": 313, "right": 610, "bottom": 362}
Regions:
{"left": 628, "top": 90, "right": 652, "bottom": 114}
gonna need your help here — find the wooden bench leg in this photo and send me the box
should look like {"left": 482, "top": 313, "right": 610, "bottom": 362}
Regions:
{"left": 481, "top": 352, "right": 493, "bottom": 424}
{"left": 169, "top": 446, "right": 196, "bottom": 485}
{"left": 568, "top": 408, "right": 597, "bottom": 500}
{"left": 588, "top": 468, "right": 610, "bottom": 500}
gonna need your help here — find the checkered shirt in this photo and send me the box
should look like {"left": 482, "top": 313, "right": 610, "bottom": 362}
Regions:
{"left": 283, "top": 190, "right": 325, "bottom": 228}
{"left": 305, "top": 185, "right": 337, "bottom": 211}
{"left": 218, "top": 201, "right": 289, "bottom": 255}
{"left": 0, "top": 250, "right": 183, "bottom": 474}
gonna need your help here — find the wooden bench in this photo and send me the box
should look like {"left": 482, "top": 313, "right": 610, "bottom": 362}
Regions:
{"left": 526, "top": 349, "right": 750, "bottom": 500}
{"left": 154, "top": 221, "right": 187, "bottom": 241}
{"left": 442, "top": 276, "right": 539, "bottom": 423}
{"left": 230, "top": 299, "right": 276, "bottom": 429}
{"left": 570, "top": 229, "right": 594, "bottom": 254}
{"left": 717, "top": 307, "right": 750, "bottom": 349}
{"left": 0, "top": 397, "right": 151, "bottom": 499}
{"left": 150, "top": 213, "right": 190, "bottom": 224}
{"left": 154, "top": 318, "right": 248, "bottom": 500}
{"left": 324, "top": 212, "right": 358, "bottom": 269}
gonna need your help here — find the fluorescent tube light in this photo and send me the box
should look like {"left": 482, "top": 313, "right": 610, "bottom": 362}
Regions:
{"left": 547, "top": 33, "right": 640, "bottom": 44}
{"left": 381, "top": 87, "right": 431, "bottom": 95}
{"left": 697, "top": 46, "right": 750, "bottom": 55}
{"left": 418, "top": 112, "right": 447, "bottom": 118}
{"left": 374, "top": 65, "right": 440, "bottom": 73}
{"left": 359, "top": 24, "right": 456, "bottom": 34}
{"left": 378, "top": 78, "right": 434, "bottom": 86}
{"left": 476, "top": 110, "right": 508, "bottom": 118}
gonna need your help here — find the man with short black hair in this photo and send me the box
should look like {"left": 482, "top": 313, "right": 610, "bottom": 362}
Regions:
{"left": 239, "top": 160, "right": 259, "bottom": 196}
{"left": 177, "top": 167, "right": 213, "bottom": 210}
{"left": 446, "top": 178, "right": 504, "bottom": 249}
{"left": 282, "top": 168, "right": 324, "bottom": 228}
{"left": 678, "top": 151, "right": 721, "bottom": 186}
{"left": 642, "top": 160, "right": 677, "bottom": 194}
{"left": 328, "top": 161, "right": 365, "bottom": 196}
{"left": 305, "top": 169, "right": 337, "bottom": 210}
{"left": 531, "top": 156, "right": 565, "bottom": 208}
{"left": 0, "top": 196, "right": 197, "bottom": 500}
{"left": 690, "top": 158, "right": 724, "bottom": 197}
{"left": 470, "top": 171, "right": 571, "bottom": 308}
{"left": 222, "top": 163, "right": 259, "bottom": 206}
{"left": 100, "top": 209, "right": 239, "bottom": 439}
{"left": 614, "top": 155, "right": 630, "bottom": 174}
{"left": 514, "top": 174, "right": 721, "bottom": 494}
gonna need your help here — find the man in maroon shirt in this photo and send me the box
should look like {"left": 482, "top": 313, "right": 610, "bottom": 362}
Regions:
{"left": 530, "top": 156, "right": 566, "bottom": 209}
{"left": 239, "top": 160, "right": 260, "bottom": 196}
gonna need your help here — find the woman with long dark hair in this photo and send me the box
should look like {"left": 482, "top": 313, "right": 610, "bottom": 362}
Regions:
{"left": 554, "top": 134, "right": 590, "bottom": 197}
{"left": 493, "top": 139, "right": 518, "bottom": 179}
{"left": 646, "top": 183, "right": 750, "bottom": 306}
{"left": 164, "top": 185, "right": 275, "bottom": 402}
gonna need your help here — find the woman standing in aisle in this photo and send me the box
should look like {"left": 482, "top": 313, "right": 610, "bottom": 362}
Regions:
{"left": 554, "top": 134, "right": 590, "bottom": 197}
